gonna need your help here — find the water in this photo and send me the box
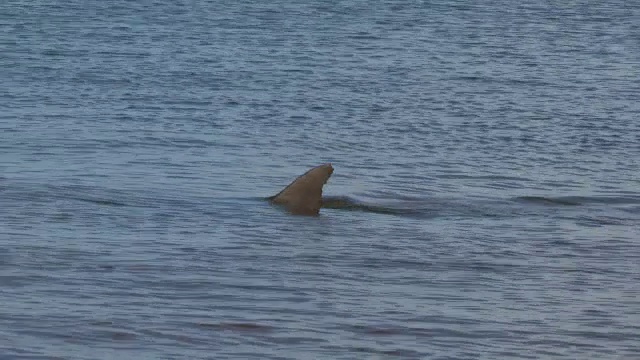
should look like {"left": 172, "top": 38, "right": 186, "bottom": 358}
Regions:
{"left": 1, "top": 1, "right": 639, "bottom": 359}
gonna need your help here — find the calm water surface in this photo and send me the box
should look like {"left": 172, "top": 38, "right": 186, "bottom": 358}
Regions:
{"left": 1, "top": 1, "right": 639, "bottom": 359}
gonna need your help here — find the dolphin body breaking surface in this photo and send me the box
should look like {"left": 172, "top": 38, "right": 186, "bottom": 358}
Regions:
{"left": 267, "top": 163, "right": 401, "bottom": 216}
{"left": 267, "top": 163, "right": 335, "bottom": 216}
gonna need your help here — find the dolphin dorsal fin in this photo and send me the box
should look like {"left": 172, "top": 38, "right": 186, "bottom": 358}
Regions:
{"left": 269, "top": 163, "right": 334, "bottom": 215}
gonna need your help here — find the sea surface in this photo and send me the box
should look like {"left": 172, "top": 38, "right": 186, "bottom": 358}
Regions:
{"left": 1, "top": 1, "right": 639, "bottom": 359}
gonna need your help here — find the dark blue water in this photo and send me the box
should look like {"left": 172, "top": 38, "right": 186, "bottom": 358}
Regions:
{"left": 2, "top": 1, "right": 639, "bottom": 359}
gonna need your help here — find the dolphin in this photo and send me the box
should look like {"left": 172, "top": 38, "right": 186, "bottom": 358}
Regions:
{"left": 267, "top": 163, "right": 334, "bottom": 216}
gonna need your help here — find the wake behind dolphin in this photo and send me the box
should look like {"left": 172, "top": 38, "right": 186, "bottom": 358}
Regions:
{"left": 266, "top": 163, "right": 616, "bottom": 218}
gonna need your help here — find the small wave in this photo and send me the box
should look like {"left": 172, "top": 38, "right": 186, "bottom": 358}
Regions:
{"left": 514, "top": 195, "right": 640, "bottom": 206}
{"left": 67, "top": 196, "right": 129, "bottom": 207}
{"left": 514, "top": 196, "right": 582, "bottom": 206}
{"left": 199, "top": 322, "right": 274, "bottom": 333}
